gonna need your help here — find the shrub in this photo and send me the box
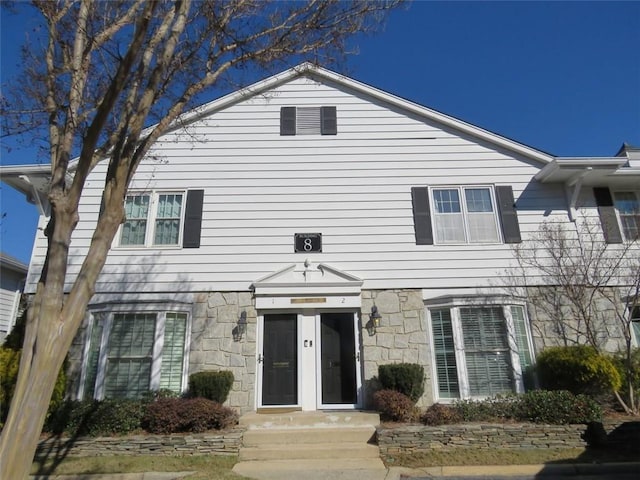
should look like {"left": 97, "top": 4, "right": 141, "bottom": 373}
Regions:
{"left": 372, "top": 389, "right": 417, "bottom": 422}
{"left": 421, "top": 403, "right": 462, "bottom": 426}
{"left": 143, "top": 397, "right": 238, "bottom": 434}
{"left": 1, "top": 347, "right": 67, "bottom": 429}
{"left": 455, "top": 395, "right": 519, "bottom": 423}
{"left": 537, "top": 346, "right": 621, "bottom": 398}
{"left": 45, "top": 398, "right": 147, "bottom": 436}
{"left": 188, "top": 371, "right": 234, "bottom": 403}
{"left": 612, "top": 348, "right": 640, "bottom": 404}
{"left": 378, "top": 363, "right": 424, "bottom": 403}
{"left": 517, "top": 389, "right": 602, "bottom": 424}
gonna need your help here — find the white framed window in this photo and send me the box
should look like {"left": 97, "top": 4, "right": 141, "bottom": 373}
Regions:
{"left": 428, "top": 302, "right": 534, "bottom": 401}
{"left": 431, "top": 186, "right": 501, "bottom": 244}
{"left": 631, "top": 306, "right": 640, "bottom": 347}
{"left": 80, "top": 306, "right": 190, "bottom": 399}
{"left": 119, "top": 191, "right": 185, "bottom": 247}
{"left": 614, "top": 191, "right": 640, "bottom": 241}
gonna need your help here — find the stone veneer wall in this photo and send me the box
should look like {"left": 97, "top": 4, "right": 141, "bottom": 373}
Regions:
{"left": 377, "top": 420, "right": 640, "bottom": 456}
{"left": 36, "top": 429, "right": 244, "bottom": 458}
{"left": 361, "top": 289, "right": 431, "bottom": 407}
{"left": 189, "top": 292, "right": 257, "bottom": 414}
{"left": 377, "top": 423, "right": 588, "bottom": 455}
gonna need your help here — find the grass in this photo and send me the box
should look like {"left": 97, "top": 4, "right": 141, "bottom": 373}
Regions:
{"left": 384, "top": 447, "right": 639, "bottom": 469}
{"left": 31, "top": 455, "right": 248, "bottom": 480}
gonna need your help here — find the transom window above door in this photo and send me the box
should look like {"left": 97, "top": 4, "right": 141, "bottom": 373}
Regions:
{"left": 431, "top": 186, "right": 501, "bottom": 244}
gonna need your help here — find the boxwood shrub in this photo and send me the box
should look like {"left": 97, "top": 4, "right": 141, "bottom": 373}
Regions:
{"left": 188, "top": 370, "right": 234, "bottom": 403}
{"left": 378, "top": 363, "right": 424, "bottom": 403}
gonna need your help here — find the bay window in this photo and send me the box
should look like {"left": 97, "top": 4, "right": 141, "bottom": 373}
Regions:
{"left": 81, "top": 307, "right": 189, "bottom": 399}
{"left": 429, "top": 303, "right": 533, "bottom": 401}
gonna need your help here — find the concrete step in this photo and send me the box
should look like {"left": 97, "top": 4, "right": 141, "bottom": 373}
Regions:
{"left": 232, "top": 458, "right": 387, "bottom": 480}
{"left": 239, "top": 410, "right": 380, "bottom": 429}
{"left": 243, "top": 426, "right": 376, "bottom": 446}
{"left": 238, "top": 442, "right": 381, "bottom": 461}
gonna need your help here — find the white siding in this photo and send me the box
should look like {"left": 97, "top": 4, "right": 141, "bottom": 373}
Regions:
{"left": 26, "top": 77, "right": 572, "bottom": 295}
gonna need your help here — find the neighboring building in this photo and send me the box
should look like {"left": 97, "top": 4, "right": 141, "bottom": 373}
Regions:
{"left": 0, "top": 253, "right": 28, "bottom": 343}
{"left": 1, "top": 64, "right": 639, "bottom": 413}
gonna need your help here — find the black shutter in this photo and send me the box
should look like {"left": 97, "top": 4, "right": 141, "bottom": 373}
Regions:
{"left": 411, "top": 187, "right": 434, "bottom": 245}
{"left": 183, "top": 189, "right": 204, "bottom": 248}
{"left": 321, "top": 106, "right": 337, "bottom": 135}
{"left": 593, "top": 187, "right": 623, "bottom": 244}
{"left": 495, "top": 185, "right": 522, "bottom": 244}
{"left": 280, "top": 107, "right": 296, "bottom": 135}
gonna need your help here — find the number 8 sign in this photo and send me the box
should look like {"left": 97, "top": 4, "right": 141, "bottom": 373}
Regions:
{"left": 294, "top": 233, "right": 322, "bottom": 253}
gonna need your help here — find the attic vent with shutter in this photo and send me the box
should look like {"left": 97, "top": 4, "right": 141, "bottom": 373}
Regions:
{"left": 280, "top": 106, "right": 337, "bottom": 135}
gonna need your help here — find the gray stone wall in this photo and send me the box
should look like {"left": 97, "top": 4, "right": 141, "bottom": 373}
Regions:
{"left": 377, "top": 423, "right": 588, "bottom": 455}
{"left": 190, "top": 292, "right": 257, "bottom": 414}
{"left": 361, "top": 289, "right": 431, "bottom": 407}
{"left": 525, "top": 286, "right": 627, "bottom": 354}
{"left": 36, "top": 429, "right": 244, "bottom": 458}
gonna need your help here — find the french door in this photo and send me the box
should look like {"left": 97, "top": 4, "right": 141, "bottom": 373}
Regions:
{"left": 258, "top": 311, "right": 361, "bottom": 410}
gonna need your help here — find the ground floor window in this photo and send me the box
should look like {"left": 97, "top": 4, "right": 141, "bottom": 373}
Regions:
{"left": 81, "top": 308, "right": 189, "bottom": 399}
{"left": 429, "top": 303, "right": 533, "bottom": 401}
{"left": 631, "top": 306, "right": 640, "bottom": 347}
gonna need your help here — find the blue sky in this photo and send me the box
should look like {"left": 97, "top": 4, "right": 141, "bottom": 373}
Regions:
{"left": 1, "top": 1, "right": 639, "bottom": 265}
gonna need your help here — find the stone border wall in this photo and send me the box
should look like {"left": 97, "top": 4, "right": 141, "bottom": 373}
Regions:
{"left": 377, "top": 424, "right": 587, "bottom": 455}
{"left": 377, "top": 420, "right": 640, "bottom": 456}
{"left": 36, "top": 429, "right": 244, "bottom": 458}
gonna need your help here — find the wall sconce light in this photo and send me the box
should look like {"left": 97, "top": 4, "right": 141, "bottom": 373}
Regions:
{"left": 233, "top": 310, "right": 247, "bottom": 342}
{"left": 366, "top": 305, "right": 382, "bottom": 336}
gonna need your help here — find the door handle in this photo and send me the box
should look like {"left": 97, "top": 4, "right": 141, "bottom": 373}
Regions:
{"left": 304, "top": 340, "right": 308, "bottom": 347}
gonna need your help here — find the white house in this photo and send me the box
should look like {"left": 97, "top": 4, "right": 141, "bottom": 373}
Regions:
{"left": 0, "top": 253, "right": 28, "bottom": 343}
{"left": 1, "top": 64, "right": 639, "bottom": 413}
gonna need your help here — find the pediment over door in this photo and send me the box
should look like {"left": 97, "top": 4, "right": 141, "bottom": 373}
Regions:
{"left": 252, "top": 260, "right": 363, "bottom": 309}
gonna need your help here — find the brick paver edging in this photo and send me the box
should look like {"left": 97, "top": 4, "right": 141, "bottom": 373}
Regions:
{"left": 35, "top": 428, "right": 244, "bottom": 458}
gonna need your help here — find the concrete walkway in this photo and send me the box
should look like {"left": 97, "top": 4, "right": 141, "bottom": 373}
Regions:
{"left": 28, "top": 462, "right": 640, "bottom": 480}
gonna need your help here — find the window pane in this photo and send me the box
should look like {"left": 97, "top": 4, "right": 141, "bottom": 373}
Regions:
{"left": 632, "top": 307, "right": 640, "bottom": 346}
{"left": 159, "top": 313, "right": 187, "bottom": 392}
{"left": 83, "top": 319, "right": 104, "bottom": 399}
{"left": 154, "top": 194, "right": 183, "bottom": 245}
{"left": 465, "top": 188, "right": 499, "bottom": 243}
{"left": 430, "top": 309, "right": 459, "bottom": 398}
{"left": 433, "top": 189, "right": 465, "bottom": 243}
{"left": 511, "top": 306, "right": 533, "bottom": 371}
{"left": 105, "top": 313, "right": 156, "bottom": 398}
{"left": 614, "top": 192, "right": 639, "bottom": 240}
{"left": 460, "top": 307, "right": 513, "bottom": 396}
{"left": 121, "top": 195, "right": 149, "bottom": 246}
{"left": 465, "top": 188, "right": 493, "bottom": 213}
{"left": 434, "top": 189, "right": 461, "bottom": 213}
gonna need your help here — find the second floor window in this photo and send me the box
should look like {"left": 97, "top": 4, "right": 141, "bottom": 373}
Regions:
{"left": 432, "top": 187, "right": 500, "bottom": 244}
{"left": 614, "top": 191, "right": 640, "bottom": 241}
{"left": 120, "top": 192, "right": 184, "bottom": 247}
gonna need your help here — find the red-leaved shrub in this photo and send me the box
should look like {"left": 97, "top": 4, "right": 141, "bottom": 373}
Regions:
{"left": 143, "top": 397, "right": 238, "bottom": 434}
{"left": 421, "top": 403, "right": 462, "bottom": 426}
{"left": 372, "top": 389, "right": 417, "bottom": 422}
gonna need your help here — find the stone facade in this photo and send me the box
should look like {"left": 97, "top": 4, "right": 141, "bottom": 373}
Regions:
{"left": 67, "top": 288, "right": 432, "bottom": 412}
{"left": 361, "top": 289, "right": 431, "bottom": 407}
{"left": 189, "top": 292, "right": 257, "bottom": 414}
